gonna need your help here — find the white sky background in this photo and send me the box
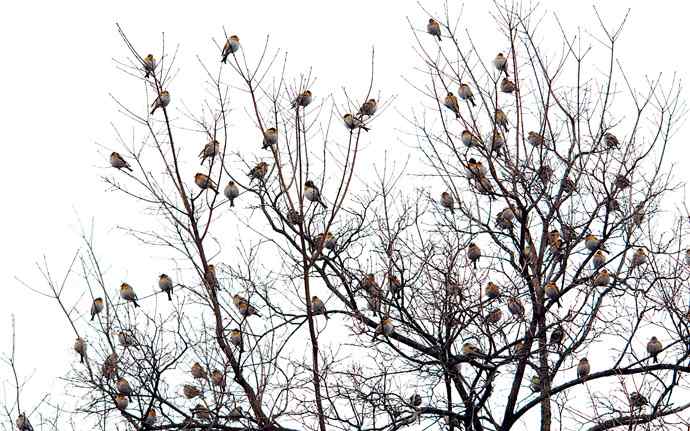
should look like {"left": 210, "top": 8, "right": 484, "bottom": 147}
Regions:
{"left": 0, "top": 0, "right": 688, "bottom": 429}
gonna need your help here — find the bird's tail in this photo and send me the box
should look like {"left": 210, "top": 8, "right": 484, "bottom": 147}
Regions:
{"left": 150, "top": 106, "right": 158, "bottom": 115}
{"left": 166, "top": 290, "right": 172, "bottom": 301}
{"left": 470, "top": 99, "right": 477, "bottom": 108}
{"left": 436, "top": 34, "right": 442, "bottom": 42}
{"left": 91, "top": 314, "right": 95, "bottom": 321}
{"left": 230, "top": 198, "right": 235, "bottom": 207}
{"left": 221, "top": 55, "right": 228, "bottom": 64}
{"left": 133, "top": 300, "right": 140, "bottom": 308}
{"left": 362, "top": 125, "right": 371, "bottom": 132}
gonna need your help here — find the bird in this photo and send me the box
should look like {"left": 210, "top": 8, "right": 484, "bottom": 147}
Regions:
{"left": 485, "top": 282, "right": 500, "bottom": 300}
{"left": 593, "top": 269, "right": 611, "bottom": 287}
{"left": 495, "top": 212, "right": 514, "bottom": 230}
{"left": 443, "top": 92, "right": 460, "bottom": 118}
{"left": 262, "top": 127, "right": 278, "bottom": 149}
{"left": 183, "top": 384, "right": 201, "bottom": 399}
{"left": 507, "top": 297, "right": 525, "bottom": 317}
{"left": 221, "top": 35, "right": 241, "bottom": 63}
{"left": 322, "top": 232, "right": 337, "bottom": 251}
{"left": 585, "top": 234, "right": 601, "bottom": 252}
{"left": 292, "top": 90, "right": 313, "bottom": 108}
{"left": 493, "top": 52, "right": 508, "bottom": 76}
{"left": 440, "top": 192, "right": 454, "bottom": 213}
{"left": 538, "top": 164, "right": 554, "bottom": 184}
{"left": 544, "top": 282, "right": 561, "bottom": 307}
{"left": 647, "top": 336, "right": 662, "bottom": 363}
{"left": 205, "top": 264, "right": 220, "bottom": 291}
{"left": 144, "top": 409, "right": 157, "bottom": 426}
{"left": 603, "top": 132, "right": 620, "bottom": 148}
{"left": 248, "top": 161, "right": 269, "bottom": 182}
{"left": 230, "top": 328, "right": 244, "bottom": 352}
{"left": 194, "top": 173, "right": 218, "bottom": 193}
{"left": 548, "top": 229, "right": 562, "bottom": 255}
{"left": 120, "top": 283, "right": 140, "bottom": 307}
{"left": 530, "top": 375, "right": 541, "bottom": 392}
{"left": 466, "top": 157, "right": 488, "bottom": 179}
{"left": 116, "top": 377, "right": 132, "bottom": 396}
{"left": 458, "top": 83, "right": 476, "bottom": 107}
{"left": 527, "top": 131, "right": 544, "bottom": 147}
{"left": 199, "top": 140, "right": 220, "bottom": 164}
{"left": 630, "top": 248, "right": 648, "bottom": 269}
{"left": 304, "top": 180, "right": 327, "bottom": 208}
{"left": 615, "top": 174, "right": 631, "bottom": 190}
{"left": 115, "top": 394, "right": 129, "bottom": 410}
{"left": 238, "top": 301, "right": 261, "bottom": 318}
{"left": 110, "top": 152, "right": 133, "bottom": 171}
{"left": 513, "top": 340, "right": 527, "bottom": 357}
{"left": 426, "top": 18, "right": 441, "bottom": 41}
{"left": 461, "top": 130, "right": 480, "bottom": 147}
{"left": 74, "top": 337, "right": 86, "bottom": 363}
{"left": 375, "top": 317, "right": 395, "bottom": 338}
{"left": 685, "top": 249, "right": 690, "bottom": 266}
{"left": 191, "top": 362, "right": 207, "bottom": 379}
{"left": 343, "top": 113, "right": 370, "bottom": 131}
{"left": 192, "top": 404, "right": 210, "bottom": 420}
{"left": 630, "top": 392, "right": 648, "bottom": 409}
{"left": 500, "top": 78, "right": 516, "bottom": 94}
{"left": 489, "top": 130, "right": 505, "bottom": 152}
{"left": 577, "top": 358, "right": 590, "bottom": 382}
{"left": 311, "top": 296, "right": 329, "bottom": 319}
{"left": 211, "top": 369, "right": 225, "bottom": 388}
{"left": 358, "top": 99, "right": 378, "bottom": 116}
{"left": 495, "top": 109, "right": 509, "bottom": 132}
{"left": 550, "top": 326, "right": 564, "bottom": 346}
{"left": 462, "top": 342, "right": 483, "bottom": 358}
{"left": 592, "top": 250, "right": 607, "bottom": 269}
{"left": 150, "top": 90, "right": 170, "bottom": 114}
{"left": 143, "top": 54, "right": 156, "bottom": 78}
{"left": 90, "top": 297, "right": 104, "bottom": 321}
{"left": 16, "top": 413, "right": 33, "bottom": 431}
{"left": 467, "top": 243, "right": 481, "bottom": 269}
{"left": 409, "top": 393, "right": 422, "bottom": 407}
{"left": 229, "top": 405, "right": 243, "bottom": 420}
{"left": 388, "top": 274, "right": 403, "bottom": 296}
{"left": 286, "top": 208, "right": 303, "bottom": 225}
{"left": 486, "top": 308, "right": 502, "bottom": 325}
{"left": 117, "top": 331, "right": 135, "bottom": 347}
{"left": 158, "top": 274, "right": 173, "bottom": 301}
{"left": 224, "top": 181, "right": 240, "bottom": 207}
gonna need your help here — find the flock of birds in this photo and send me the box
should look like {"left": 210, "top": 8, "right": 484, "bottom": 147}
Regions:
{"left": 13, "top": 21, "right": 678, "bottom": 431}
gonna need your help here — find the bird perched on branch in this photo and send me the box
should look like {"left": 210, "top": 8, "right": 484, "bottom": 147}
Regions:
{"left": 205, "top": 264, "right": 220, "bottom": 291}
{"left": 630, "top": 248, "right": 648, "bottom": 269}
{"left": 440, "top": 192, "right": 454, "bottom": 213}
{"left": 183, "top": 384, "right": 201, "bottom": 399}
{"left": 191, "top": 362, "right": 207, "bottom": 380}
{"left": 120, "top": 283, "right": 140, "bottom": 307}
{"left": 359, "top": 99, "right": 378, "bottom": 116}
{"left": 489, "top": 130, "right": 505, "bottom": 153}
{"left": 374, "top": 317, "right": 395, "bottom": 338}
{"left": 224, "top": 181, "right": 240, "bottom": 207}
{"left": 426, "top": 18, "right": 441, "bottom": 41}
{"left": 116, "top": 377, "right": 132, "bottom": 396}
{"left": 500, "top": 78, "right": 516, "bottom": 94}
{"left": 110, "top": 152, "right": 132, "bottom": 171}
{"left": 194, "top": 173, "right": 218, "bottom": 193}
{"left": 495, "top": 109, "right": 509, "bottom": 132}
{"left": 118, "top": 331, "right": 135, "bottom": 347}
{"left": 311, "top": 296, "right": 329, "bottom": 319}
{"left": 304, "top": 180, "right": 327, "bottom": 208}
{"left": 507, "top": 297, "right": 525, "bottom": 318}
{"left": 604, "top": 132, "right": 620, "bottom": 149}
{"left": 144, "top": 409, "right": 157, "bottom": 426}
{"left": 16, "top": 413, "right": 33, "bottom": 431}
{"left": 577, "top": 358, "right": 590, "bottom": 382}
{"left": 248, "top": 162, "right": 269, "bottom": 182}
{"left": 528, "top": 131, "right": 544, "bottom": 147}
{"left": 211, "top": 369, "right": 225, "bottom": 388}
{"left": 647, "top": 336, "right": 662, "bottom": 363}
{"left": 292, "top": 90, "right": 312, "bottom": 108}
{"left": 91, "top": 297, "right": 104, "bottom": 320}
{"left": 467, "top": 243, "right": 481, "bottom": 269}
{"left": 585, "top": 234, "right": 602, "bottom": 252}
{"left": 143, "top": 54, "right": 156, "bottom": 78}
{"left": 262, "top": 127, "right": 278, "bottom": 149}
{"left": 485, "top": 282, "right": 500, "bottom": 300}
{"left": 550, "top": 326, "right": 564, "bottom": 346}
{"left": 150, "top": 90, "right": 170, "bottom": 114}
{"left": 115, "top": 394, "right": 128, "bottom": 410}
{"left": 593, "top": 269, "right": 611, "bottom": 287}
{"left": 493, "top": 52, "right": 508, "bottom": 76}
{"left": 343, "top": 113, "right": 370, "bottom": 131}
{"left": 158, "top": 274, "right": 173, "bottom": 301}
{"left": 458, "top": 83, "right": 476, "bottom": 107}
{"left": 221, "top": 35, "right": 240, "bottom": 63}
{"left": 462, "top": 342, "right": 483, "bottom": 358}
{"left": 592, "top": 250, "right": 607, "bottom": 269}
{"left": 530, "top": 375, "right": 541, "bottom": 392}
{"left": 237, "top": 299, "right": 261, "bottom": 318}
{"left": 545, "top": 282, "right": 561, "bottom": 307}
{"left": 685, "top": 249, "right": 690, "bottom": 266}
{"left": 199, "top": 140, "right": 220, "bottom": 164}
{"left": 630, "top": 392, "right": 648, "bottom": 409}
{"left": 230, "top": 328, "right": 244, "bottom": 352}
{"left": 74, "top": 337, "right": 86, "bottom": 363}
{"left": 461, "top": 130, "right": 480, "bottom": 148}
{"left": 485, "top": 308, "right": 502, "bottom": 325}
{"left": 443, "top": 92, "right": 460, "bottom": 118}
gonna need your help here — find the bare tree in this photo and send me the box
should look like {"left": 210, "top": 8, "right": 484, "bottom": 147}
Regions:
{"left": 11, "top": 2, "right": 690, "bottom": 431}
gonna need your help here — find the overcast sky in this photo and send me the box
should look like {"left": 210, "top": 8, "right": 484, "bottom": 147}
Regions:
{"left": 0, "top": 0, "right": 687, "bottom": 427}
